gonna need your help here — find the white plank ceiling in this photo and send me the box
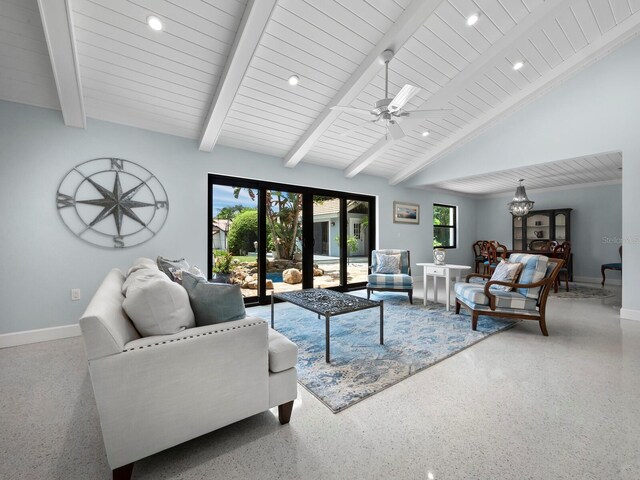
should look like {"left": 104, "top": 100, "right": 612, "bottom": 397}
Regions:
{"left": 425, "top": 151, "right": 623, "bottom": 195}
{"left": 1, "top": 0, "right": 639, "bottom": 190}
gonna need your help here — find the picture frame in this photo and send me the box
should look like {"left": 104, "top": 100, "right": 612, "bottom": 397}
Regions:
{"left": 393, "top": 201, "right": 420, "bottom": 224}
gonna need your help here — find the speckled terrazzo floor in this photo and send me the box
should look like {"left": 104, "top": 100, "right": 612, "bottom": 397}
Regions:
{"left": 1, "top": 283, "right": 639, "bottom": 480}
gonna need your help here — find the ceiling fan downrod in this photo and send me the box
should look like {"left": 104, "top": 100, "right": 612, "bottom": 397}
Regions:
{"left": 380, "top": 49, "right": 394, "bottom": 100}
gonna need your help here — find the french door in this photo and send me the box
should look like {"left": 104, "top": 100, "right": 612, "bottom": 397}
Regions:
{"left": 208, "top": 174, "right": 375, "bottom": 305}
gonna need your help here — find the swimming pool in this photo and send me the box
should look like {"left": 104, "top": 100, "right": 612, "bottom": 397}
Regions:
{"left": 266, "top": 272, "right": 283, "bottom": 283}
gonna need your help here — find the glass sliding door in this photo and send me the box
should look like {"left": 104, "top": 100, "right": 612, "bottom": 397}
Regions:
{"left": 210, "top": 181, "right": 260, "bottom": 301}
{"left": 312, "top": 196, "right": 341, "bottom": 288}
{"left": 346, "top": 200, "right": 370, "bottom": 285}
{"left": 265, "top": 189, "right": 304, "bottom": 295}
{"left": 209, "top": 174, "right": 375, "bottom": 305}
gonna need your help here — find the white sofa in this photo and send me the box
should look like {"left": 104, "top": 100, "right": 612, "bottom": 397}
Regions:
{"left": 80, "top": 265, "right": 298, "bottom": 480}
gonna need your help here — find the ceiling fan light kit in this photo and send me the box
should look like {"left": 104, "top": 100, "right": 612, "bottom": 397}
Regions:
{"left": 332, "top": 49, "right": 450, "bottom": 140}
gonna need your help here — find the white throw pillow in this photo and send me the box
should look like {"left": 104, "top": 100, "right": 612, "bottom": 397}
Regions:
{"left": 375, "top": 253, "right": 401, "bottom": 274}
{"left": 121, "top": 268, "right": 166, "bottom": 296}
{"left": 126, "top": 257, "right": 158, "bottom": 276}
{"left": 489, "top": 261, "right": 523, "bottom": 292}
{"left": 123, "top": 275, "right": 195, "bottom": 337}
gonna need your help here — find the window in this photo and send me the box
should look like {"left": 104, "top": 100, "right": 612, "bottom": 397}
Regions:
{"left": 433, "top": 204, "right": 457, "bottom": 249}
{"left": 209, "top": 174, "right": 375, "bottom": 305}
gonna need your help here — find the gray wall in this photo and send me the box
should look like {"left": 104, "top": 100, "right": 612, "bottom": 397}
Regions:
{"left": 0, "top": 100, "right": 477, "bottom": 334}
{"left": 404, "top": 37, "right": 640, "bottom": 316}
{"left": 476, "top": 183, "right": 622, "bottom": 281}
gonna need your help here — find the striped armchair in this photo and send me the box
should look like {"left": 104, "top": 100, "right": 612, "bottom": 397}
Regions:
{"left": 366, "top": 249, "right": 413, "bottom": 304}
{"left": 454, "top": 254, "right": 563, "bottom": 336}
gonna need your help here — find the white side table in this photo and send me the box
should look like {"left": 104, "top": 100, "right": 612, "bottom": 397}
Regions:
{"left": 417, "top": 263, "right": 471, "bottom": 311}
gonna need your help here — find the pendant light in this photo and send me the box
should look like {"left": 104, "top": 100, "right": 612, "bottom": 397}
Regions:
{"left": 508, "top": 179, "right": 534, "bottom": 216}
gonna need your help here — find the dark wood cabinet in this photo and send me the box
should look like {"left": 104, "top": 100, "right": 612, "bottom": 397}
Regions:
{"left": 512, "top": 208, "right": 572, "bottom": 251}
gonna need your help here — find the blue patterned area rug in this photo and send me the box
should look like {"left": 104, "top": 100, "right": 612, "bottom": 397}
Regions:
{"left": 550, "top": 283, "right": 615, "bottom": 299}
{"left": 249, "top": 292, "right": 516, "bottom": 413}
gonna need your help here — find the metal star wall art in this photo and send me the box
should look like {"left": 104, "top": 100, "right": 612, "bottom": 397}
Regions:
{"left": 56, "top": 158, "right": 169, "bottom": 248}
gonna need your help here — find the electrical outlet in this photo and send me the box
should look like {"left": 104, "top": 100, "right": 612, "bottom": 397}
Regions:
{"left": 71, "top": 289, "right": 81, "bottom": 301}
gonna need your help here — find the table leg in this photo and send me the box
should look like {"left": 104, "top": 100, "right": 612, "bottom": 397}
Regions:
{"left": 380, "top": 301, "right": 384, "bottom": 345}
{"left": 423, "top": 268, "right": 427, "bottom": 306}
{"left": 433, "top": 275, "right": 438, "bottom": 304}
{"left": 270, "top": 294, "right": 274, "bottom": 329}
{"left": 445, "top": 269, "right": 451, "bottom": 311}
{"left": 325, "top": 314, "right": 331, "bottom": 363}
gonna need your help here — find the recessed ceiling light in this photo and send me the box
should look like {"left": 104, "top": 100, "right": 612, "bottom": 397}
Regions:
{"left": 288, "top": 75, "right": 299, "bottom": 86}
{"left": 513, "top": 61, "right": 524, "bottom": 71}
{"left": 422, "top": 131, "right": 430, "bottom": 137}
{"left": 466, "top": 14, "right": 479, "bottom": 26}
{"left": 147, "top": 15, "right": 163, "bottom": 31}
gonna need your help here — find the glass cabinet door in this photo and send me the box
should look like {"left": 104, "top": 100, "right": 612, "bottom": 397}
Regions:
{"left": 513, "top": 216, "right": 523, "bottom": 250}
{"left": 555, "top": 212, "right": 567, "bottom": 242}
{"left": 526, "top": 212, "right": 551, "bottom": 250}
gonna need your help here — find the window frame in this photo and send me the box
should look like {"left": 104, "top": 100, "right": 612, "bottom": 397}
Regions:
{"left": 208, "top": 173, "right": 376, "bottom": 305}
{"left": 433, "top": 203, "right": 457, "bottom": 249}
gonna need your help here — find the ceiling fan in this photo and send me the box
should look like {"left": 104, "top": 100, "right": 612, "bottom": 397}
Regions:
{"left": 331, "top": 49, "right": 450, "bottom": 141}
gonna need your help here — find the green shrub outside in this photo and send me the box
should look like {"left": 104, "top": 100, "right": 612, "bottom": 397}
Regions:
{"left": 227, "top": 209, "right": 258, "bottom": 255}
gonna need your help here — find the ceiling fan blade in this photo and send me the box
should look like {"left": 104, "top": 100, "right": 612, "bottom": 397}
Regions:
{"left": 339, "top": 120, "right": 377, "bottom": 137}
{"left": 400, "top": 108, "right": 452, "bottom": 118}
{"left": 388, "top": 85, "right": 421, "bottom": 112}
{"left": 388, "top": 121, "right": 405, "bottom": 141}
{"left": 330, "top": 105, "right": 372, "bottom": 117}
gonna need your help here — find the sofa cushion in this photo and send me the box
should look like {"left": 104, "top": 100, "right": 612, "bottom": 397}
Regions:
{"left": 157, "top": 256, "right": 190, "bottom": 280}
{"left": 122, "top": 268, "right": 166, "bottom": 296}
{"left": 454, "top": 282, "right": 537, "bottom": 310}
{"left": 122, "top": 274, "right": 195, "bottom": 336}
{"left": 126, "top": 257, "right": 158, "bottom": 276}
{"left": 181, "top": 272, "right": 246, "bottom": 326}
{"left": 489, "top": 260, "right": 522, "bottom": 291}
{"left": 508, "top": 254, "right": 549, "bottom": 299}
{"left": 171, "top": 265, "right": 206, "bottom": 284}
{"left": 268, "top": 329, "right": 298, "bottom": 373}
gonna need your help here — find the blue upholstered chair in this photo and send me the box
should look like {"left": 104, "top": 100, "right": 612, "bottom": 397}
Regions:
{"left": 601, "top": 245, "right": 622, "bottom": 286}
{"left": 455, "top": 254, "right": 563, "bottom": 336}
{"left": 366, "top": 249, "right": 413, "bottom": 304}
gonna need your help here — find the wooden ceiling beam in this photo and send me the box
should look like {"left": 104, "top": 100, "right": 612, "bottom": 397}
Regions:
{"left": 282, "top": 0, "right": 445, "bottom": 169}
{"left": 199, "top": 0, "right": 278, "bottom": 152}
{"left": 37, "top": 0, "right": 85, "bottom": 128}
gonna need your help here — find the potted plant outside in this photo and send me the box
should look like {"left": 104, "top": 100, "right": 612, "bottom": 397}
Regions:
{"left": 212, "top": 251, "right": 235, "bottom": 283}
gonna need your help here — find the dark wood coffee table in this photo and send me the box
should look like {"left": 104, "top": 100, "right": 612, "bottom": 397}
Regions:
{"left": 271, "top": 289, "right": 383, "bottom": 363}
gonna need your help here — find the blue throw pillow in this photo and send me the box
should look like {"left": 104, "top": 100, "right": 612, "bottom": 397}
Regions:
{"left": 157, "top": 256, "right": 189, "bottom": 280}
{"left": 181, "top": 272, "right": 246, "bottom": 326}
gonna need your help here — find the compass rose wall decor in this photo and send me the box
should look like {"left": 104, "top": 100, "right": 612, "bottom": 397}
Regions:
{"left": 56, "top": 158, "right": 169, "bottom": 248}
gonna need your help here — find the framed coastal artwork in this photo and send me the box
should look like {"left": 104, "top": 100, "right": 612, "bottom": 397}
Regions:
{"left": 393, "top": 201, "right": 419, "bottom": 224}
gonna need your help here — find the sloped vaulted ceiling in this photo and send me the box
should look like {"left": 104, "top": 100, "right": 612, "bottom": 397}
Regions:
{"left": 1, "top": 0, "right": 639, "bottom": 187}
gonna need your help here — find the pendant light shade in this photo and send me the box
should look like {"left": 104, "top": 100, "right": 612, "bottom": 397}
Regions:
{"left": 508, "top": 179, "right": 534, "bottom": 216}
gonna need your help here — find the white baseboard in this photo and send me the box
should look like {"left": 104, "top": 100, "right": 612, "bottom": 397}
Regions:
{"left": 620, "top": 308, "right": 640, "bottom": 322}
{"left": 0, "top": 324, "right": 81, "bottom": 349}
{"left": 574, "top": 275, "right": 621, "bottom": 286}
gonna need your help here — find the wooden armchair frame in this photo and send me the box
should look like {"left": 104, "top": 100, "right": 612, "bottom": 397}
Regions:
{"left": 455, "top": 258, "right": 564, "bottom": 336}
